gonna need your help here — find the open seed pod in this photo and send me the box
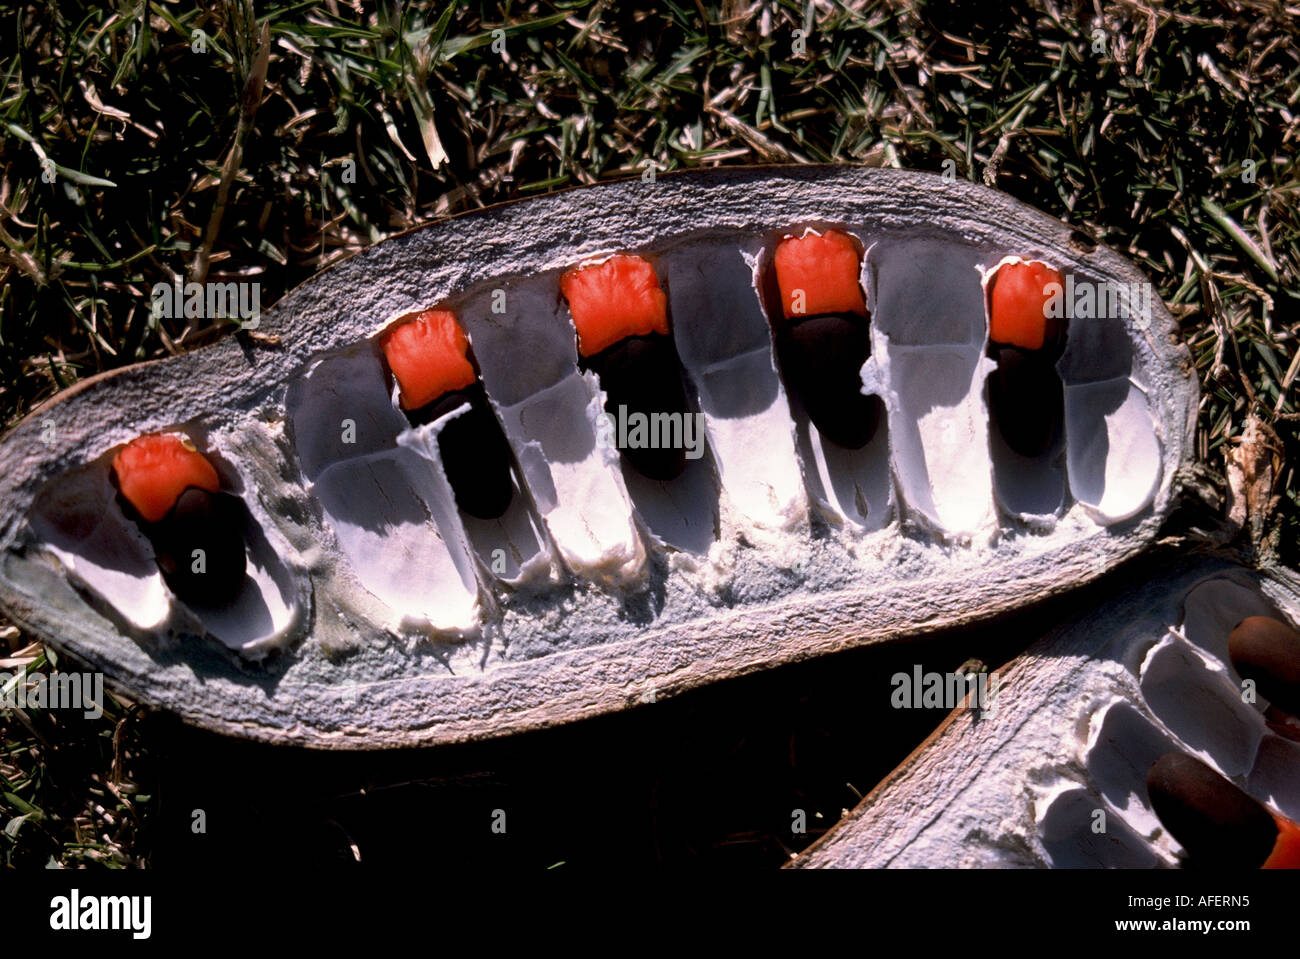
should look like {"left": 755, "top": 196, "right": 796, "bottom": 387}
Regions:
{"left": 0, "top": 166, "right": 1196, "bottom": 748}
{"left": 790, "top": 553, "right": 1300, "bottom": 869}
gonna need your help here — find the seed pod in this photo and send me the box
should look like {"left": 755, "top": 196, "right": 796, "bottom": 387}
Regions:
{"left": 561, "top": 254, "right": 693, "bottom": 481}
{"left": 581, "top": 334, "right": 690, "bottom": 480}
{"left": 146, "top": 487, "right": 248, "bottom": 606}
{"left": 381, "top": 309, "right": 514, "bottom": 519}
{"left": 779, "top": 315, "right": 881, "bottom": 450}
{"left": 792, "top": 561, "right": 1300, "bottom": 869}
{"left": 770, "top": 229, "right": 880, "bottom": 450}
{"left": 987, "top": 345, "right": 1064, "bottom": 457}
{"left": 111, "top": 432, "right": 221, "bottom": 523}
{"left": 0, "top": 167, "right": 1202, "bottom": 748}
{"left": 1229, "top": 616, "right": 1300, "bottom": 716}
{"left": 988, "top": 260, "right": 1065, "bottom": 352}
{"left": 412, "top": 384, "right": 515, "bottom": 520}
{"left": 985, "top": 260, "right": 1066, "bottom": 457}
{"left": 1146, "top": 752, "right": 1298, "bottom": 869}
{"left": 111, "top": 434, "right": 248, "bottom": 607}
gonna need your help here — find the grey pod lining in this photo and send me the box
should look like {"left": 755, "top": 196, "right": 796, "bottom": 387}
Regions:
{"left": 0, "top": 167, "right": 1196, "bottom": 748}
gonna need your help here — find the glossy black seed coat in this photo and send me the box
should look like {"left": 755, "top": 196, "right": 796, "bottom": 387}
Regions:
{"left": 583, "top": 333, "right": 690, "bottom": 481}
{"left": 411, "top": 383, "right": 515, "bottom": 520}
{"left": 145, "top": 488, "right": 248, "bottom": 606}
{"left": 1146, "top": 752, "right": 1278, "bottom": 868}
{"left": 774, "top": 313, "right": 880, "bottom": 450}
{"left": 1229, "top": 616, "right": 1300, "bottom": 716}
{"left": 986, "top": 310, "right": 1067, "bottom": 458}
{"left": 987, "top": 345, "right": 1065, "bottom": 457}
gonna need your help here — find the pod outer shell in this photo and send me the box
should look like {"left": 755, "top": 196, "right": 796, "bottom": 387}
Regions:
{"left": 789, "top": 555, "right": 1300, "bottom": 869}
{"left": 0, "top": 166, "right": 1198, "bottom": 749}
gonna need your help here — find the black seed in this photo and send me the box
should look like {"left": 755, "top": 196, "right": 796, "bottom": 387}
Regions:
{"left": 411, "top": 384, "right": 515, "bottom": 520}
{"left": 774, "top": 313, "right": 880, "bottom": 450}
{"left": 987, "top": 345, "right": 1064, "bottom": 457}
{"left": 147, "top": 488, "right": 248, "bottom": 606}
{"left": 583, "top": 333, "right": 691, "bottom": 481}
{"left": 1145, "top": 753, "right": 1278, "bottom": 868}
{"left": 1229, "top": 616, "right": 1300, "bottom": 716}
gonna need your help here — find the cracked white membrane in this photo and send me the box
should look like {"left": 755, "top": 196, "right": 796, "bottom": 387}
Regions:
{"left": 661, "top": 238, "right": 806, "bottom": 539}
{"left": 755, "top": 227, "right": 894, "bottom": 532}
{"left": 28, "top": 432, "right": 305, "bottom": 659}
{"left": 869, "top": 237, "right": 995, "bottom": 538}
{"left": 29, "top": 463, "right": 170, "bottom": 633}
{"left": 287, "top": 344, "right": 481, "bottom": 635}
{"left": 457, "top": 277, "right": 646, "bottom": 586}
{"left": 1053, "top": 267, "right": 1163, "bottom": 524}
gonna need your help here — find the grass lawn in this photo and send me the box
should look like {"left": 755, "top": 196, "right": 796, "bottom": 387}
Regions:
{"left": 1, "top": 0, "right": 1296, "bottom": 867}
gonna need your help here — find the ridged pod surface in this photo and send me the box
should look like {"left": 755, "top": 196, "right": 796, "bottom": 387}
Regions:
{"left": 791, "top": 554, "right": 1300, "bottom": 868}
{"left": 0, "top": 167, "right": 1197, "bottom": 748}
